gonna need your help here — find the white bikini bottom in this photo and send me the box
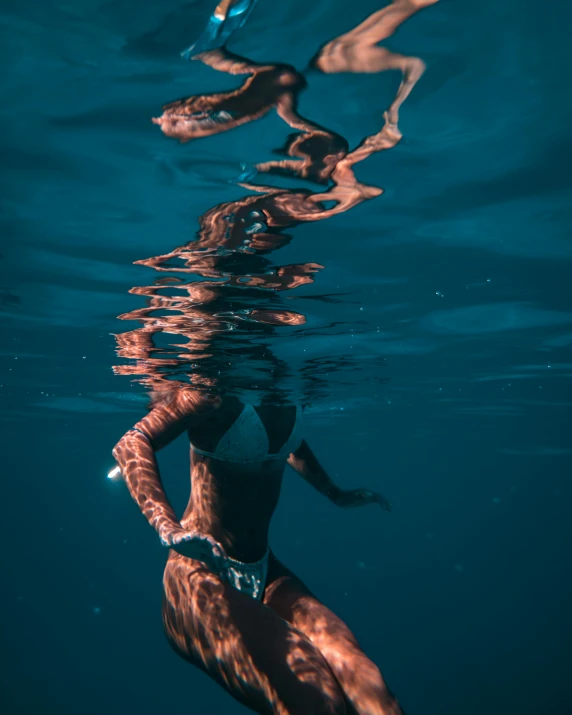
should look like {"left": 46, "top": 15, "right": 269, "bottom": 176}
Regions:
{"left": 221, "top": 549, "right": 270, "bottom": 601}
{"left": 176, "top": 534, "right": 270, "bottom": 601}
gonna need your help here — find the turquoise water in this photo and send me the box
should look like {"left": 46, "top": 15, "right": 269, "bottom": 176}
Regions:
{"left": 1, "top": 1, "right": 571, "bottom": 713}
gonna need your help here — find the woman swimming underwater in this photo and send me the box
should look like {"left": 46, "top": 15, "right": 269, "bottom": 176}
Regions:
{"left": 112, "top": 1, "right": 439, "bottom": 712}
{"left": 112, "top": 388, "right": 397, "bottom": 715}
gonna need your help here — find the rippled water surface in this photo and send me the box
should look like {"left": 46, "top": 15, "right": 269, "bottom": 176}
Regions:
{"left": 2, "top": 1, "right": 571, "bottom": 713}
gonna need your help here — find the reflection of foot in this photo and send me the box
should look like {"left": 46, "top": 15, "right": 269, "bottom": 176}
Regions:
{"left": 181, "top": 0, "right": 260, "bottom": 60}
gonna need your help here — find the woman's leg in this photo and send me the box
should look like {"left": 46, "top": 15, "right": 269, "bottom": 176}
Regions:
{"left": 264, "top": 555, "right": 404, "bottom": 715}
{"left": 162, "top": 551, "right": 348, "bottom": 715}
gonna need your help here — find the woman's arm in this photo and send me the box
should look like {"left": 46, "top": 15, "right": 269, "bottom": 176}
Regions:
{"left": 112, "top": 429, "right": 178, "bottom": 544}
{"left": 288, "top": 440, "right": 392, "bottom": 511}
{"left": 287, "top": 440, "right": 343, "bottom": 504}
{"left": 112, "top": 390, "right": 216, "bottom": 544}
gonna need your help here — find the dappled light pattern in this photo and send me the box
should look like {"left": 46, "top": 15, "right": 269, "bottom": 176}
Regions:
{"left": 162, "top": 554, "right": 351, "bottom": 715}
{"left": 112, "top": 2, "right": 438, "bottom": 713}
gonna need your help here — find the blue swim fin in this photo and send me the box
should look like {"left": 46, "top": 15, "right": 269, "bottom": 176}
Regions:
{"left": 181, "top": 0, "right": 260, "bottom": 60}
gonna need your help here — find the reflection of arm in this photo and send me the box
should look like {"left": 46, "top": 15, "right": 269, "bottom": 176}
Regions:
{"left": 288, "top": 440, "right": 342, "bottom": 504}
{"left": 294, "top": 110, "right": 404, "bottom": 220}
{"left": 112, "top": 391, "right": 212, "bottom": 542}
{"left": 301, "top": 114, "right": 400, "bottom": 216}
{"left": 259, "top": 91, "right": 392, "bottom": 215}
{"left": 255, "top": 93, "right": 346, "bottom": 183}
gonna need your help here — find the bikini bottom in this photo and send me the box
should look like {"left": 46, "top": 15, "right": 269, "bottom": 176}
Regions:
{"left": 189, "top": 538, "right": 270, "bottom": 601}
{"left": 220, "top": 549, "right": 270, "bottom": 601}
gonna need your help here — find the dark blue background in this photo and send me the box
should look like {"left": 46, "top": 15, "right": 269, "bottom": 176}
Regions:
{"left": 1, "top": 1, "right": 571, "bottom": 713}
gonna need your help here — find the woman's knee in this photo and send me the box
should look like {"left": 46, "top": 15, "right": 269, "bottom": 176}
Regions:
{"left": 281, "top": 660, "right": 347, "bottom": 714}
{"left": 281, "top": 635, "right": 347, "bottom": 714}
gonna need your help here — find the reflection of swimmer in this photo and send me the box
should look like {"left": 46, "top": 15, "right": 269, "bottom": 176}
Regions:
{"left": 154, "top": 0, "right": 438, "bottom": 218}
{"left": 112, "top": 388, "right": 395, "bottom": 714}
{"left": 131, "top": 0, "right": 438, "bottom": 399}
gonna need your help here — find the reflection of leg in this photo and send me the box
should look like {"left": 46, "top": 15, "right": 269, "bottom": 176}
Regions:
{"left": 305, "top": 0, "right": 438, "bottom": 210}
{"left": 163, "top": 552, "right": 348, "bottom": 715}
{"left": 326, "top": 0, "right": 438, "bottom": 49}
{"left": 264, "top": 556, "right": 404, "bottom": 715}
{"left": 312, "top": 0, "right": 438, "bottom": 124}
{"left": 314, "top": 0, "right": 438, "bottom": 71}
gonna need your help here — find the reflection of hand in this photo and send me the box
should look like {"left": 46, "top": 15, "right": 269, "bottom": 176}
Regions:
{"left": 161, "top": 528, "right": 226, "bottom": 564}
{"left": 334, "top": 488, "right": 392, "bottom": 512}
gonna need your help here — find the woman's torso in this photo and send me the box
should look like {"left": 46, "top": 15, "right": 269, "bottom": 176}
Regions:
{"left": 180, "top": 397, "right": 302, "bottom": 561}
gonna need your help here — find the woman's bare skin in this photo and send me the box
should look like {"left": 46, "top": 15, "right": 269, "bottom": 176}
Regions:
{"left": 113, "top": 389, "right": 396, "bottom": 715}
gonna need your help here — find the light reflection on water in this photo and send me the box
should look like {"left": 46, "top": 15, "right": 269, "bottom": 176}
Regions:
{"left": 0, "top": 0, "right": 569, "bottom": 430}
{"left": 0, "top": 0, "right": 570, "bottom": 417}
{"left": 113, "top": 1, "right": 436, "bottom": 404}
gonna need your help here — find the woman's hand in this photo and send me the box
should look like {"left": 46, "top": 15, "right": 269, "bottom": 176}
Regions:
{"left": 161, "top": 527, "right": 226, "bottom": 565}
{"left": 333, "top": 488, "right": 392, "bottom": 512}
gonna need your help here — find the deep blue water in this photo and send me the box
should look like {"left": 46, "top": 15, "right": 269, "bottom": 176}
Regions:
{"left": 1, "top": 1, "right": 571, "bottom": 713}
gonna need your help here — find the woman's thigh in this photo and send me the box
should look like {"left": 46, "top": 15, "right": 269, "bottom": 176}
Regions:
{"left": 263, "top": 555, "right": 403, "bottom": 715}
{"left": 162, "top": 552, "right": 347, "bottom": 715}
